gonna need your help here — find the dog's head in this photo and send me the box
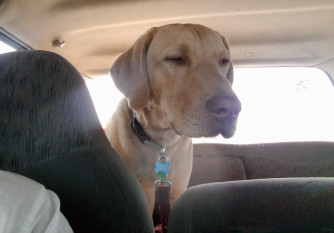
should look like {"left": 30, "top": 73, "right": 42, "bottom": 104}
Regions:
{"left": 110, "top": 24, "right": 241, "bottom": 138}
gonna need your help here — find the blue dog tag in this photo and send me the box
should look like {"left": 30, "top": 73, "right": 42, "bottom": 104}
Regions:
{"left": 155, "top": 161, "right": 170, "bottom": 178}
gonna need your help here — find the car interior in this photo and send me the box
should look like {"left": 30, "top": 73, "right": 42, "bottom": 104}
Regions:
{"left": 1, "top": 0, "right": 334, "bottom": 232}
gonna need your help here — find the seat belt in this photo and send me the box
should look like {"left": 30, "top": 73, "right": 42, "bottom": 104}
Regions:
{"left": 155, "top": 182, "right": 171, "bottom": 233}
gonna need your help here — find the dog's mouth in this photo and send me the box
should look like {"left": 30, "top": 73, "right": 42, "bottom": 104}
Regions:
{"left": 220, "top": 129, "right": 236, "bottom": 138}
{"left": 206, "top": 124, "right": 236, "bottom": 139}
{"left": 169, "top": 109, "right": 239, "bottom": 138}
{"left": 170, "top": 116, "right": 239, "bottom": 138}
{"left": 207, "top": 117, "right": 237, "bottom": 138}
{"left": 219, "top": 118, "right": 238, "bottom": 138}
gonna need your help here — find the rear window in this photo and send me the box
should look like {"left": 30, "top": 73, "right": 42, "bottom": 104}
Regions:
{"left": 86, "top": 67, "right": 334, "bottom": 144}
{"left": 0, "top": 40, "right": 16, "bottom": 54}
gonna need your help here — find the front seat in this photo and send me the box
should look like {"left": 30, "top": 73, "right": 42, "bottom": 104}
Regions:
{"left": 0, "top": 50, "right": 154, "bottom": 233}
{"left": 168, "top": 178, "right": 334, "bottom": 232}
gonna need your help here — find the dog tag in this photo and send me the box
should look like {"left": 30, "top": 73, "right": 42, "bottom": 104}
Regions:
{"left": 155, "top": 160, "right": 170, "bottom": 178}
{"left": 157, "top": 171, "right": 167, "bottom": 179}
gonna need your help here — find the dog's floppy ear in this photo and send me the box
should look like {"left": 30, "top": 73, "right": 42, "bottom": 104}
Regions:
{"left": 110, "top": 27, "right": 158, "bottom": 110}
{"left": 221, "top": 36, "right": 234, "bottom": 83}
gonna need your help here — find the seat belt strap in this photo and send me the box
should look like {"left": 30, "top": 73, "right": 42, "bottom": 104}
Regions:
{"left": 155, "top": 186, "right": 171, "bottom": 233}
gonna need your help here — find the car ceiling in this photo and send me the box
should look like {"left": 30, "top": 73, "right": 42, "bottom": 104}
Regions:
{"left": 0, "top": 0, "right": 334, "bottom": 80}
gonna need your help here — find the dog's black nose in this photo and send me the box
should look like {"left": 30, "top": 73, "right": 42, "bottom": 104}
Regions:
{"left": 206, "top": 95, "right": 241, "bottom": 120}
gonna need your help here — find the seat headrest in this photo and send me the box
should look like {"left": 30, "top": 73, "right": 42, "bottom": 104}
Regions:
{"left": 0, "top": 50, "right": 106, "bottom": 171}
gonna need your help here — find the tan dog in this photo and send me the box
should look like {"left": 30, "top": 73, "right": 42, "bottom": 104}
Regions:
{"left": 105, "top": 24, "right": 241, "bottom": 212}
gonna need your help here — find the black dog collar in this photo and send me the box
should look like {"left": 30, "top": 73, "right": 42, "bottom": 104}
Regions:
{"left": 131, "top": 111, "right": 164, "bottom": 150}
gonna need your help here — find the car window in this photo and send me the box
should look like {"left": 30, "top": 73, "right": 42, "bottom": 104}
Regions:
{"left": 86, "top": 67, "right": 334, "bottom": 144}
{"left": 0, "top": 40, "right": 16, "bottom": 54}
{"left": 85, "top": 76, "right": 123, "bottom": 127}
{"left": 196, "top": 67, "right": 334, "bottom": 144}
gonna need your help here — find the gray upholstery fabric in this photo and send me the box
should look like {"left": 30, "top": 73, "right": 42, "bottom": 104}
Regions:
{"left": 190, "top": 153, "right": 246, "bottom": 185}
{"left": 169, "top": 178, "right": 334, "bottom": 233}
{"left": 0, "top": 50, "right": 154, "bottom": 233}
{"left": 190, "top": 142, "right": 334, "bottom": 186}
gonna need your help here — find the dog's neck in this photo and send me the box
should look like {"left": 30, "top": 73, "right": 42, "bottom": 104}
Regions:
{"left": 132, "top": 102, "right": 183, "bottom": 149}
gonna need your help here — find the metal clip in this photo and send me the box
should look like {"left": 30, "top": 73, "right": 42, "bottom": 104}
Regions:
{"left": 158, "top": 147, "right": 170, "bottom": 162}
{"left": 155, "top": 179, "right": 172, "bottom": 190}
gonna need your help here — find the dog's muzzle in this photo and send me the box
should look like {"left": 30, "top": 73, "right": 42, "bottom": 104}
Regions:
{"left": 205, "top": 94, "right": 241, "bottom": 138}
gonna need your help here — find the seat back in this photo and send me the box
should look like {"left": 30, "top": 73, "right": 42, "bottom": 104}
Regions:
{"left": 169, "top": 178, "right": 334, "bottom": 233}
{"left": 0, "top": 50, "right": 154, "bottom": 233}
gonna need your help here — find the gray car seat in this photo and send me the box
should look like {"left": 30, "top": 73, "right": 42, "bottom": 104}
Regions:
{"left": 168, "top": 178, "right": 334, "bottom": 232}
{"left": 0, "top": 50, "right": 154, "bottom": 233}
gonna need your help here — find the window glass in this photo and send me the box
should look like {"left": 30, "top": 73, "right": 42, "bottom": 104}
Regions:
{"left": 0, "top": 40, "right": 16, "bottom": 54}
{"left": 86, "top": 67, "right": 334, "bottom": 144}
{"left": 85, "top": 76, "right": 123, "bottom": 127}
{"left": 195, "top": 67, "right": 334, "bottom": 144}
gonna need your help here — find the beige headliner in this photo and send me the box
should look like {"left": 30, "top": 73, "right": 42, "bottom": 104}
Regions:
{"left": 1, "top": 0, "right": 334, "bottom": 79}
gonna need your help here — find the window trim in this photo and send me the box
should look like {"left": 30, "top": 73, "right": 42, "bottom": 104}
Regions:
{"left": 0, "top": 27, "right": 33, "bottom": 50}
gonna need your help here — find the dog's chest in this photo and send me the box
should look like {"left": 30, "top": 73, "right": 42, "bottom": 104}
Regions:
{"left": 124, "top": 146, "right": 178, "bottom": 181}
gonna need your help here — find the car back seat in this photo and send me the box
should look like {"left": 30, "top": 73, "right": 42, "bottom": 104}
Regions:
{"left": 173, "top": 142, "right": 334, "bottom": 232}
{"left": 190, "top": 142, "right": 334, "bottom": 186}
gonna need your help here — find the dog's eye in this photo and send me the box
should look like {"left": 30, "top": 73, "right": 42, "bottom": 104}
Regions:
{"left": 220, "top": 58, "right": 230, "bottom": 66}
{"left": 165, "top": 57, "right": 186, "bottom": 65}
